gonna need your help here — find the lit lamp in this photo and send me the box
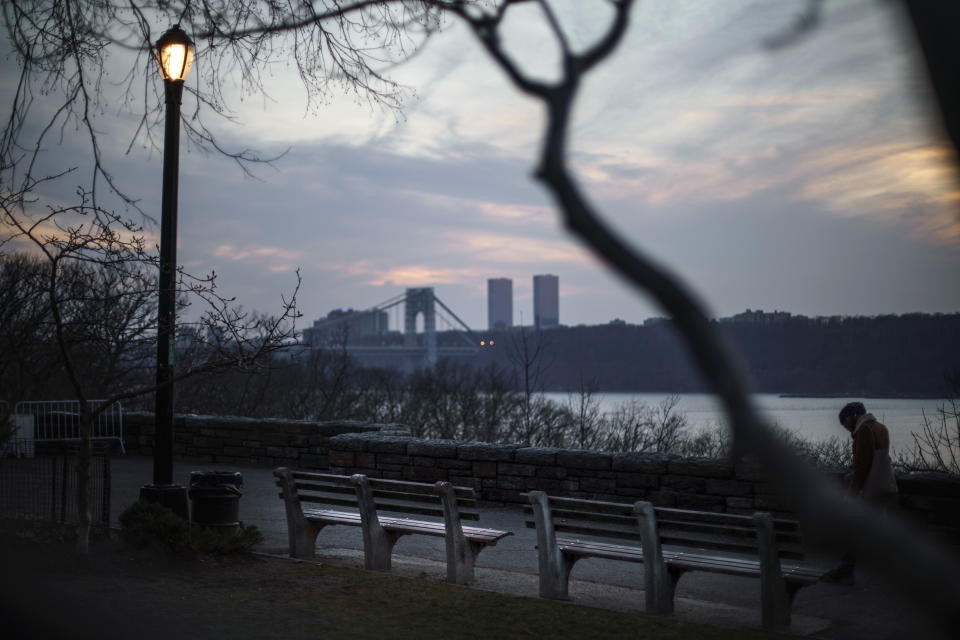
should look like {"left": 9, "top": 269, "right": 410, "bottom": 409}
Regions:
{"left": 140, "top": 25, "right": 195, "bottom": 518}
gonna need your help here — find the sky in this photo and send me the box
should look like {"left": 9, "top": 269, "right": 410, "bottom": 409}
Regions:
{"left": 4, "top": 0, "right": 959, "bottom": 333}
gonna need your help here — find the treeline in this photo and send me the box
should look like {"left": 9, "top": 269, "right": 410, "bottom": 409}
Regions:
{"left": 164, "top": 350, "right": 710, "bottom": 452}
{"left": 469, "top": 314, "right": 960, "bottom": 396}
{"left": 143, "top": 351, "right": 854, "bottom": 467}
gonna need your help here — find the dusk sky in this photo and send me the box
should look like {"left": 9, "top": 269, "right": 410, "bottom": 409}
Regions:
{"left": 5, "top": 0, "right": 959, "bottom": 333}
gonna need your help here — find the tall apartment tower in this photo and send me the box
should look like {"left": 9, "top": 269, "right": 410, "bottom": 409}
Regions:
{"left": 533, "top": 274, "right": 559, "bottom": 329}
{"left": 487, "top": 278, "right": 513, "bottom": 330}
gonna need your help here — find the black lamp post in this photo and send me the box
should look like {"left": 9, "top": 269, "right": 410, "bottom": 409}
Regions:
{"left": 140, "top": 24, "right": 195, "bottom": 518}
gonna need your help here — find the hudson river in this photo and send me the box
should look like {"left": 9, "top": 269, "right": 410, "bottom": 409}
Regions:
{"left": 542, "top": 392, "right": 950, "bottom": 454}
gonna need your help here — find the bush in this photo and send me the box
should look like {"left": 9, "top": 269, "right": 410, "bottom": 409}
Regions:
{"left": 119, "top": 501, "right": 193, "bottom": 553}
{"left": 896, "top": 399, "right": 960, "bottom": 476}
{"left": 192, "top": 521, "right": 264, "bottom": 555}
{"left": 119, "top": 500, "right": 263, "bottom": 556}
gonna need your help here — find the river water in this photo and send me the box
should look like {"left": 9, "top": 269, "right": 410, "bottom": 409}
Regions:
{"left": 542, "top": 392, "right": 950, "bottom": 455}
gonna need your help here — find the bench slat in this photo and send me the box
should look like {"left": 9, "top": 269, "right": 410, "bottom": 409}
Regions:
{"left": 275, "top": 478, "right": 356, "bottom": 494}
{"left": 291, "top": 492, "right": 482, "bottom": 522}
{"left": 302, "top": 508, "right": 361, "bottom": 526}
{"left": 553, "top": 520, "right": 643, "bottom": 541}
{"left": 532, "top": 495, "right": 638, "bottom": 515}
{"left": 541, "top": 507, "right": 636, "bottom": 527}
{"left": 657, "top": 526, "right": 804, "bottom": 560}
{"left": 657, "top": 506, "right": 802, "bottom": 532}
{"left": 367, "top": 477, "right": 475, "bottom": 499}
{"left": 523, "top": 515, "right": 641, "bottom": 540}
{"left": 657, "top": 517, "right": 803, "bottom": 546}
{"left": 300, "top": 509, "right": 508, "bottom": 543}
{"left": 556, "top": 537, "right": 644, "bottom": 563}
{"left": 371, "top": 490, "right": 475, "bottom": 509}
{"left": 296, "top": 493, "right": 360, "bottom": 509}
{"left": 290, "top": 472, "right": 356, "bottom": 485}
{"left": 658, "top": 550, "right": 817, "bottom": 581}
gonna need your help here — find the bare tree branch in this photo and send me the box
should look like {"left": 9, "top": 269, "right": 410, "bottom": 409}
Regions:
{"left": 452, "top": 0, "right": 960, "bottom": 630}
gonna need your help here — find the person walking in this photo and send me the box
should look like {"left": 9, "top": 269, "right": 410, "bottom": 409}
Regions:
{"left": 822, "top": 401, "right": 899, "bottom": 584}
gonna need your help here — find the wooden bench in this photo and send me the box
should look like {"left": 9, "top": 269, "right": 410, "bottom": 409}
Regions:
{"left": 525, "top": 491, "right": 828, "bottom": 630}
{"left": 274, "top": 468, "right": 511, "bottom": 584}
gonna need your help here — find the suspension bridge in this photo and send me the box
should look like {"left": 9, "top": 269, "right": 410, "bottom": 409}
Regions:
{"left": 304, "top": 287, "right": 486, "bottom": 371}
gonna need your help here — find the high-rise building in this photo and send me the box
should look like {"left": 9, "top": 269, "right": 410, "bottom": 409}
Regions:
{"left": 487, "top": 278, "right": 513, "bottom": 330}
{"left": 533, "top": 274, "right": 559, "bottom": 329}
{"left": 305, "top": 308, "right": 389, "bottom": 346}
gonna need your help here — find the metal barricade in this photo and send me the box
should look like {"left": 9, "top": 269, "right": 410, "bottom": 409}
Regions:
{"left": 13, "top": 400, "right": 125, "bottom": 454}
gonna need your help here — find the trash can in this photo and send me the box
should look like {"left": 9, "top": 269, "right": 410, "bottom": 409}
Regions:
{"left": 189, "top": 471, "right": 242, "bottom": 534}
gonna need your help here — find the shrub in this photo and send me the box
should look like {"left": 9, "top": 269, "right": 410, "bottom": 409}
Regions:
{"left": 192, "top": 522, "right": 264, "bottom": 555}
{"left": 119, "top": 500, "right": 263, "bottom": 556}
{"left": 119, "top": 500, "right": 192, "bottom": 553}
{"left": 896, "top": 399, "right": 960, "bottom": 476}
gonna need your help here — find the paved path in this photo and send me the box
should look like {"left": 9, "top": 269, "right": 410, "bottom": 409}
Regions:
{"left": 112, "top": 456, "right": 947, "bottom": 639}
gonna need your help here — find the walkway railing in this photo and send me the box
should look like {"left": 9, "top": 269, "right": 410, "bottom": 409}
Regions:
{"left": 12, "top": 400, "right": 125, "bottom": 455}
{"left": 0, "top": 443, "right": 111, "bottom": 526}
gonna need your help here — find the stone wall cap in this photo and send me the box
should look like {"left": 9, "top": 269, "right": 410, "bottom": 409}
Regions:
{"left": 897, "top": 471, "right": 960, "bottom": 497}
{"left": 668, "top": 456, "right": 733, "bottom": 478}
{"left": 612, "top": 451, "right": 678, "bottom": 472}
{"left": 515, "top": 447, "right": 564, "bottom": 464}
{"left": 457, "top": 442, "right": 520, "bottom": 461}
{"left": 556, "top": 449, "right": 612, "bottom": 470}
{"left": 317, "top": 419, "right": 371, "bottom": 428}
{"left": 408, "top": 439, "right": 459, "bottom": 457}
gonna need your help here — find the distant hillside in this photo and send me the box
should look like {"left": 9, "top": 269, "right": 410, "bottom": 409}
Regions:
{"left": 466, "top": 312, "right": 960, "bottom": 396}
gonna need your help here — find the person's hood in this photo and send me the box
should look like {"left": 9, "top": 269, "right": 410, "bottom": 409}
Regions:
{"left": 852, "top": 412, "right": 877, "bottom": 436}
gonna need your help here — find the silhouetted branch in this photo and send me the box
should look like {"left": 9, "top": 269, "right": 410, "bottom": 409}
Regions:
{"left": 453, "top": 0, "right": 960, "bottom": 630}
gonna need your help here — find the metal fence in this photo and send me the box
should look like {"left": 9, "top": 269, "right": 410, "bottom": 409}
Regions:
{"left": 12, "top": 400, "right": 125, "bottom": 454}
{"left": 0, "top": 444, "right": 111, "bottom": 526}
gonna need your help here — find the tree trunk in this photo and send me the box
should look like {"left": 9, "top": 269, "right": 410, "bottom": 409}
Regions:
{"left": 75, "top": 408, "right": 92, "bottom": 554}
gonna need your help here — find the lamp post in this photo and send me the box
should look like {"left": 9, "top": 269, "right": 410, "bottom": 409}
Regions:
{"left": 140, "top": 24, "right": 195, "bottom": 518}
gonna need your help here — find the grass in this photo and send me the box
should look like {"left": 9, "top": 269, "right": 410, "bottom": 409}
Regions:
{"left": 0, "top": 530, "right": 783, "bottom": 640}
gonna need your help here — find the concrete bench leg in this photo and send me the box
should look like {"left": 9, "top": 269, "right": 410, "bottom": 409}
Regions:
{"left": 290, "top": 521, "right": 324, "bottom": 560}
{"left": 365, "top": 528, "right": 404, "bottom": 571}
{"left": 635, "top": 500, "right": 678, "bottom": 615}
{"left": 529, "top": 491, "right": 578, "bottom": 599}
{"left": 352, "top": 474, "right": 400, "bottom": 571}
{"left": 275, "top": 467, "right": 321, "bottom": 559}
{"left": 754, "top": 512, "right": 791, "bottom": 631}
{"left": 437, "top": 482, "right": 476, "bottom": 585}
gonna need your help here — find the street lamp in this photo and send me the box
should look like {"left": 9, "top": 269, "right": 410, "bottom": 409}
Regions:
{"left": 140, "top": 25, "right": 195, "bottom": 518}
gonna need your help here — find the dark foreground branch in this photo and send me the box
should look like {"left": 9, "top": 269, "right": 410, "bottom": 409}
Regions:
{"left": 455, "top": 0, "right": 960, "bottom": 630}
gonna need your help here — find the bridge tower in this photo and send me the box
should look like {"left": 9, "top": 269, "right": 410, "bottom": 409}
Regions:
{"left": 403, "top": 287, "right": 437, "bottom": 366}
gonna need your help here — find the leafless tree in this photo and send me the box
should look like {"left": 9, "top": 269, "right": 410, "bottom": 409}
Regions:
{"left": 898, "top": 373, "right": 960, "bottom": 475}
{"left": 0, "top": 252, "right": 60, "bottom": 401}
{"left": 504, "top": 323, "right": 553, "bottom": 444}
{"left": 472, "top": 362, "right": 518, "bottom": 442}
{"left": 0, "top": 175, "right": 299, "bottom": 552}
{"left": 1, "top": 1, "right": 450, "bottom": 213}
{"left": 604, "top": 395, "right": 688, "bottom": 454}
{"left": 564, "top": 376, "right": 604, "bottom": 450}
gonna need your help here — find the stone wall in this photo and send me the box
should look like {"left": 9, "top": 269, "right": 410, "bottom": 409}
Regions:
{"left": 121, "top": 411, "right": 402, "bottom": 470}
{"left": 325, "top": 432, "right": 960, "bottom": 545}
{"left": 122, "top": 414, "right": 960, "bottom": 544}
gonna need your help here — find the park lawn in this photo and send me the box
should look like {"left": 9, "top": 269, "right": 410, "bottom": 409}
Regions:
{"left": 1, "top": 535, "right": 782, "bottom": 640}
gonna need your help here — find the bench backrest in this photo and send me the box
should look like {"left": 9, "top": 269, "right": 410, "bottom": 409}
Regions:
{"left": 277, "top": 470, "right": 481, "bottom": 522}
{"left": 653, "top": 505, "right": 804, "bottom": 560}
{"left": 523, "top": 494, "right": 642, "bottom": 542}
{"left": 523, "top": 493, "right": 804, "bottom": 560}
